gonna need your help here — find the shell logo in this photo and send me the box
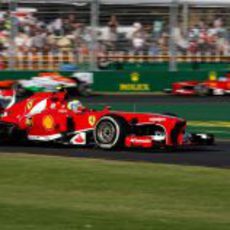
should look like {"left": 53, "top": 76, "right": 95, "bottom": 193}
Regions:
{"left": 88, "top": 115, "right": 96, "bottom": 126}
{"left": 42, "top": 115, "right": 54, "bottom": 130}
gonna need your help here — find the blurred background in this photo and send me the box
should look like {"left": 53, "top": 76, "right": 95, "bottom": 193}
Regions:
{"left": 1, "top": 0, "right": 230, "bottom": 72}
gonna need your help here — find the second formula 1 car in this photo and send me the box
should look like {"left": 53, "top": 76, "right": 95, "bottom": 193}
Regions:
{"left": 0, "top": 92, "right": 214, "bottom": 150}
{"left": 0, "top": 72, "right": 93, "bottom": 99}
{"left": 165, "top": 74, "right": 230, "bottom": 96}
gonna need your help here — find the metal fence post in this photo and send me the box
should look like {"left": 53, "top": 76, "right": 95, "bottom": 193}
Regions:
{"left": 169, "top": 0, "right": 178, "bottom": 72}
{"left": 8, "top": 0, "right": 18, "bottom": 70}
{"left": 182, "top": 2, "right": 189, "bottom": 38}
{"left": 90, "top": 0, "right": 99, "bottom": 71}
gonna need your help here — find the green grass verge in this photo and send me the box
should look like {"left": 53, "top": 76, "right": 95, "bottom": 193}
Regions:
{"left": 0, "top": 154, "right": 229, "bottom": 230}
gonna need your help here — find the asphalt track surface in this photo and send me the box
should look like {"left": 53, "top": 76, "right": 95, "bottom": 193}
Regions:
{"left": 0, "top": 141, "right": 229, "bottom": 168}
{"left": 0, "top": 95, "right": 229, "bottom": 169}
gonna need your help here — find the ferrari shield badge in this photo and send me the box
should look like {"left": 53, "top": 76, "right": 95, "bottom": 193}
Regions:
{"left": 26, "top": 99, "right": 34, "bottom": 110}
{"left": 88, "top": 115, "right": 96, "bottom": 126}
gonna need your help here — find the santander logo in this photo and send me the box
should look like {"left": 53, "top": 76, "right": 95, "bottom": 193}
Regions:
{"left": 71, "top": 133, "right": 86, "bottom": 145}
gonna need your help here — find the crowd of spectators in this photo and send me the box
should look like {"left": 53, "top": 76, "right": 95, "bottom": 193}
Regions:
{"left": 0, "top": 11, "right": 94, "bottom": 56}
{"left": 176, "top": 17, "right": 229, "bottom": 55}
{"left": 0, "top": 9, "right": 229, "bottom": 58}
{"left": 101, "top": 15, "right": 230, "bottom": 56}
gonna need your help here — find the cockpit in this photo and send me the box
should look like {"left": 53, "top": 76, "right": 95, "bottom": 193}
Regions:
{"left": 67, "top": 100, "right": 83, "bottom": 112}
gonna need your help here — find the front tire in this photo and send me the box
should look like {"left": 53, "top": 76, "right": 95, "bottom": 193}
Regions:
{"left": 94, "top": 115, "right": 127, "bottom": 150}
{"left": 195, "top": 85, "right": 212, "bottom": 96}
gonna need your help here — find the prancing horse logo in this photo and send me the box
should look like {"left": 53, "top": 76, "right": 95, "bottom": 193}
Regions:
{"left": 88, "top": 115, "right": 96, "bottom": 126}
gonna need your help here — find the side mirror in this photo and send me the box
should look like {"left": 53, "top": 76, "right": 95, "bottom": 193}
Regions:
{"left": 78, "top": 106, "right": 88, "bottom": 113}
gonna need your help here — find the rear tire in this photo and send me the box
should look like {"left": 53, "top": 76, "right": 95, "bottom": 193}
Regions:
{"left": 0, "top": 122, "right": 26, "bottom": 144}
{"left": 94, "top": 115, "right": 127, "bottom": 150}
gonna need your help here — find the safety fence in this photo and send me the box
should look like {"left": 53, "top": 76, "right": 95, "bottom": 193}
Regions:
{"left": 1, "top": 52, "right": 230, "bottom": 70}
{"left": 98, "top": 53, "right": 230, "bottom": 63}
{"left": 0, "top": 52, "right": 87, "bottom": 70}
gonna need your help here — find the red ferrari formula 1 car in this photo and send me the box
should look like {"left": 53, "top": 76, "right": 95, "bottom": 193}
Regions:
{"left": 165, "top": 75, "right": 230, "bottom": 96}
{"left": 0, "top": 92, "right": 214, "bottom": 149}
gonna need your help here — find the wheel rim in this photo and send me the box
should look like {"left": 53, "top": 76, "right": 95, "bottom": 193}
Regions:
{"left": 153, "top": 130, "right": 166, "bottom": 141}
{"left": 96, "top": 121, "right": 116, "bottom": 144}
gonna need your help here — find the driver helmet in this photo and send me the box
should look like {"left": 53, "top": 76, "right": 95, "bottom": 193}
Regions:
{"left": 219, "top": 76, "right": 227, "bottom": 82}
{"left": 67, "top": 100, "right": 82, "bottom": 112}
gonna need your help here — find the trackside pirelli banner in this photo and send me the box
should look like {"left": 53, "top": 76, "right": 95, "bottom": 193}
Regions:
{"left": 0, "top": 70, "right": 227, "bottom": 93}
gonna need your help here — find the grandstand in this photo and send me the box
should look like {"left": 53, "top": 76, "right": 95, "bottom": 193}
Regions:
{"left": 0, "top": 0, "right": 230, "bottom": 70}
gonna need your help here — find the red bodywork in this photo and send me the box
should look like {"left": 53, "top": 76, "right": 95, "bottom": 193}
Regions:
{"left": 0, "top": 88, "right": 14, "bottom": 99}
{"left": 171, "top": 75, "right": 230, "bottom": 96}
{"left": 172, "top": 81, "right": 199, "bottom": 96}
{"left": 0, "top": 80, "right": 15, "bottom": 88}
{"left": 0, "top": 80, "right": 15, "bottom": 99}
{"left": 201, "top": 78, "right": 230, "bottom": 94}
{"left": 0, "top": 92, "right": 187, "bottom": 149}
